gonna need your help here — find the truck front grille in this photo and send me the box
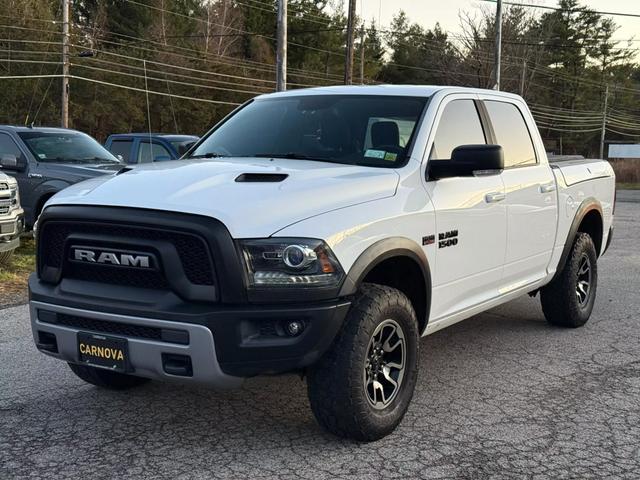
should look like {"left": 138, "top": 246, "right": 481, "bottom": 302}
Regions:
{"left": 0, "top": 185, "right": 17, "bottom": 215}
{"left": 40, "top": 222, "right": 215, "bottom": 287}
{"left": 37, "top": 219, "right": 219, "bottom": 304}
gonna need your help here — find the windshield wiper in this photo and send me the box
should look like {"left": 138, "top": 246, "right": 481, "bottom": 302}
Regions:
{"left": 254, "top": 152, "right": 334, "bottom": 162}
{"left": 189, "top": 152, "right": 227, "bottom": 159}
{"left": 78, "top": 157, "right": 121, "bottom": 164}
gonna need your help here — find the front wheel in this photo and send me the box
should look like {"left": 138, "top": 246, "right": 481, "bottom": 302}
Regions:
{"left": 541, "top": 232, "right": 598, "bottom": 328}
{"left": 307, "top": 283, "right": 419, "bottom": 441}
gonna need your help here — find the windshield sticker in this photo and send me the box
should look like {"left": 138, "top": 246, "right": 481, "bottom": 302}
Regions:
{"left": 384, "top": 152, "right": 398, "bottom": 161}
{"left": 38, "top": 153, "right": 46, "bottom": 159}
{"left": 364, "top": 149, "right": 386, "bottom": 159}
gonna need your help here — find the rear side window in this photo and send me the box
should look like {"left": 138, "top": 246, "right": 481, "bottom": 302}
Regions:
{"left": 429, "top": 100, "right": 486, "bottom": 160}
{"left": 485, "top": 101, "right": 537, "bottom": 167}
{"left": 109, "top": 140, "right": 133, "bottom": 163}
{"left": 138, "top": 142, "right": 172, "bottom": 163}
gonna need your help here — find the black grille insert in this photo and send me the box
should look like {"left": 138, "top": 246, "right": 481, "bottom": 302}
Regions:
{"left": 40, "top": 221, "right": 215, "bottom": 287}
{"left": 41, "top": 311, "right": 189, "bottom": 345}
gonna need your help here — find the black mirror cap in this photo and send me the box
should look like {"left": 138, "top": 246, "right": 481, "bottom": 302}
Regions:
{"left": 0, "top": 154, "right": 24, "bottom": 171}
{"left": 451, "top": 144, "right": 504, "bottom": 170}
{"left": 428, "top": 144, "right": 504, "bottom": 180}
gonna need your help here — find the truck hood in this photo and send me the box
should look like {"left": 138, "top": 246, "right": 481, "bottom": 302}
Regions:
{"left": 47, "top": 158, "right": 400, "bottom": 237}
{"left": 39, "top": 162, "right": 123, "bottom": 182}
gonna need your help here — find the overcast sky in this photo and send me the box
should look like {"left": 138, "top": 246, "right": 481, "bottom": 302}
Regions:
{"left": 359, "top": 0, "right": 639, "bottom": 45}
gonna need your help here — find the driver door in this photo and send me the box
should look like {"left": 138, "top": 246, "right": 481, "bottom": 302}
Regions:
{"left": 423, "top": 96, "right": 507, "bottom": 321}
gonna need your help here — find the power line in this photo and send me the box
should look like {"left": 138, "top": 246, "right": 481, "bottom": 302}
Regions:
{"left": 480, "top": 0, "right": 640, "bottom": 19}
{"left": 70, "top": 75, "right": 241, "bottom": 105}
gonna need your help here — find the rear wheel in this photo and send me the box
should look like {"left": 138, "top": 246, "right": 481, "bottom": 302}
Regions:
{"left": 68, "top": 363, "right": 150, "bottom": 390}
{"left": 541, "top": 232, "right": 598, "bottom": 328}
{"left": 307, "top": 283, "right": 419, "bottom": 441}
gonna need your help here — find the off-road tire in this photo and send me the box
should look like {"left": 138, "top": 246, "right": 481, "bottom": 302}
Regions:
{"left": 307, "top": 283, "right": 419, "bottom": 442}
{"left": 68, "top": 363, "right": 150, "bottom": 390}
{"left": 0, "top": 249, "right": 14, "bottom": 266}
{"left": 541, "top": 232, "right": 598, "bottom": 328}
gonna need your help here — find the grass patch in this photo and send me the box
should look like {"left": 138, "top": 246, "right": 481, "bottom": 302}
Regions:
{"left": 0, "top": 236, "right": 35, "bottom": 307}
{"left": 617, "top": 182, "right": 640, "bottom": 190}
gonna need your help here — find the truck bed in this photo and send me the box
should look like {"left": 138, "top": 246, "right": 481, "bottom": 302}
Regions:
{"left": 550, "top": 157, "right": 613, "bottom": 187}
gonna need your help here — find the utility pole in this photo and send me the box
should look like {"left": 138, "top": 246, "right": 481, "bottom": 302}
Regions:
{"left": 599, "top": 84, "right": 609, "bottom": 159}
{"left": 493, "top": 0, "right": 502, "bottom": 90}
{"left": 276, "top": 0, "right": 287, "bottom": 92}
{"left": 344, "top": 0, "right": 357, "bottom": 85}
{"left": 61, "top": 0, "right": 70, "bottom": 127}
{"left": 359, "top": 24, "right": 365, "bottom": 85}
{"left": 519, "top": 59, "right": 526, "bottom": 97}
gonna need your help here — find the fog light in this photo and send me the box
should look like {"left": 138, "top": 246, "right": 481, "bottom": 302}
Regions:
{"left": 284, "top": 320, "right": 305, "bottom": 337}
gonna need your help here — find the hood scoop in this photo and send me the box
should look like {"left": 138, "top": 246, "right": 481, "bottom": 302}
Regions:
{"left": 116, "top": 167, "right": 134, "bottom": 175}
{"left": 235, "top": 173, "right": 288, "bottom": 183}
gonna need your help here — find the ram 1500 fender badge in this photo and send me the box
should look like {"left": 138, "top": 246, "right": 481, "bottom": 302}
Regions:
{"left": 438, "top": 230, "right": 459, "bottom": 248}
{"left": 70, "top": 246, "right": 155, "bottom": 269}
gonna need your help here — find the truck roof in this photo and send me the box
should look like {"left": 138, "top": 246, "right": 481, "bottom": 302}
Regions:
{"left": 107, "top": 133, "right": 199, "bottom": 141}
{"left": 0, "top": 125, "right": 86, "bottom": 134}
{"left": 258, "top": 84, "right": 524, "bottom": 101}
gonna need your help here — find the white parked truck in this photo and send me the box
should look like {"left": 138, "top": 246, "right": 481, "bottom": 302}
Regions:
{"left": 0, "top": 171, "right": 24, "bottom": 264}
{"left": 29, "top": 86, "right": 615, "bottom": 441}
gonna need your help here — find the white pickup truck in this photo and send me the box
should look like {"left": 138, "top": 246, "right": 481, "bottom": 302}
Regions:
{"left": 29, "top": 86, "right": 615, "bottom": 441}
{"left": 0, "top": 172, "right": 24, "bottom": 263}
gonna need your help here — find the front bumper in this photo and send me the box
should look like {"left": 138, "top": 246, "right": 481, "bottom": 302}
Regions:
{"left": 29, "top": 282, "right": 350, "bottom": 383}
{"left": 30, "top": 300, "right": 244, "bottom": 388}
{"left": 0, "top": 209, "right": 24, "bottom": 253}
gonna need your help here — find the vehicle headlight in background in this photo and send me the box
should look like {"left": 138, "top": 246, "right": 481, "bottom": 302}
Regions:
{"left": 239, "top": 238, "right": 343, "bottom": 287}
{"left": 10, "top": 186, "right": 20, "bottom": 211}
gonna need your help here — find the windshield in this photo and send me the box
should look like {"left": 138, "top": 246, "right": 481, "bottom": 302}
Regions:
{"left": 18, "top": 131, "right": 122, "bottom": 164}
{"left": 190, "top": 95, "right": 428, "bottom": 167}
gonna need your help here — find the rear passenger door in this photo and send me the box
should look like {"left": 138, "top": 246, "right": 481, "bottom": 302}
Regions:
{"left": 482, "top": 98, "right": 558, "bottom": 291}
{"left": 424, "top": 96, "right": 507, "bottom": 321}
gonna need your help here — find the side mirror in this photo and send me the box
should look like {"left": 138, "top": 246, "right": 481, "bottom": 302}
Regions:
{"left": 154, "top": 155, "right": 172, "bottom": 162}
{"left": 428, "top": 145, "right": 504, "bottom": 180}
{"left": 0, "top": 153, "right": 24, "bottom": 171}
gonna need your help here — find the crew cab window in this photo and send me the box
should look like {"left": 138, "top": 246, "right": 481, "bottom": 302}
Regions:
{"left": 109, "top": 139, "right": 133, "bottom": 163}
{"left": 429, "top": 100, "right": 486, "bottom": 160}
{"left": 138, "top": 142, "right": 172, "bottom": 163}
{"left": 0, "top": 133, "right": 24, "bottom": 160}
{"left": 484, "top": 101, "right": 537, "bottom": 167}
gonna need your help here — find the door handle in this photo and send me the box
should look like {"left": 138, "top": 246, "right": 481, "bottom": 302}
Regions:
{"left": 539, "top": 182, "right": 556, "bottom": 193}
{"left": 485, "top": 191, "right": 506, "bottom": 203}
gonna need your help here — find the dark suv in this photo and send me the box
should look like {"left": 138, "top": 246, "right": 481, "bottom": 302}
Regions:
{"left": 0, "top": 126, "right": 123, "bottom": 229}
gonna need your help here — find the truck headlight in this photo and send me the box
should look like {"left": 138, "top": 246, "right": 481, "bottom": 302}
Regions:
{"left": 239, "top": 238, "right": 343, "bottom": 287}
{"left": 9, "top": 183, "right": 19, "bottom": 211}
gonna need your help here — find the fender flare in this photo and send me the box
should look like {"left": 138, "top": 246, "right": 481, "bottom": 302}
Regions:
{"left": 339, "top": 237, "right": 432, "bottom": 330}
{"left": 34, "top": 180, "right": 69, "bottom": 208}
{"left": 27, "top": 181, "right": 69, "bottom": 226}
{"left": 553, "top": 197, "right": 603, "bottom": 282}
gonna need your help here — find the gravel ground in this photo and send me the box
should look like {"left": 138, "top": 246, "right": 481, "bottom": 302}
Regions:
{"left": 1, "top": 201, "right": 638, "bottom": 480}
